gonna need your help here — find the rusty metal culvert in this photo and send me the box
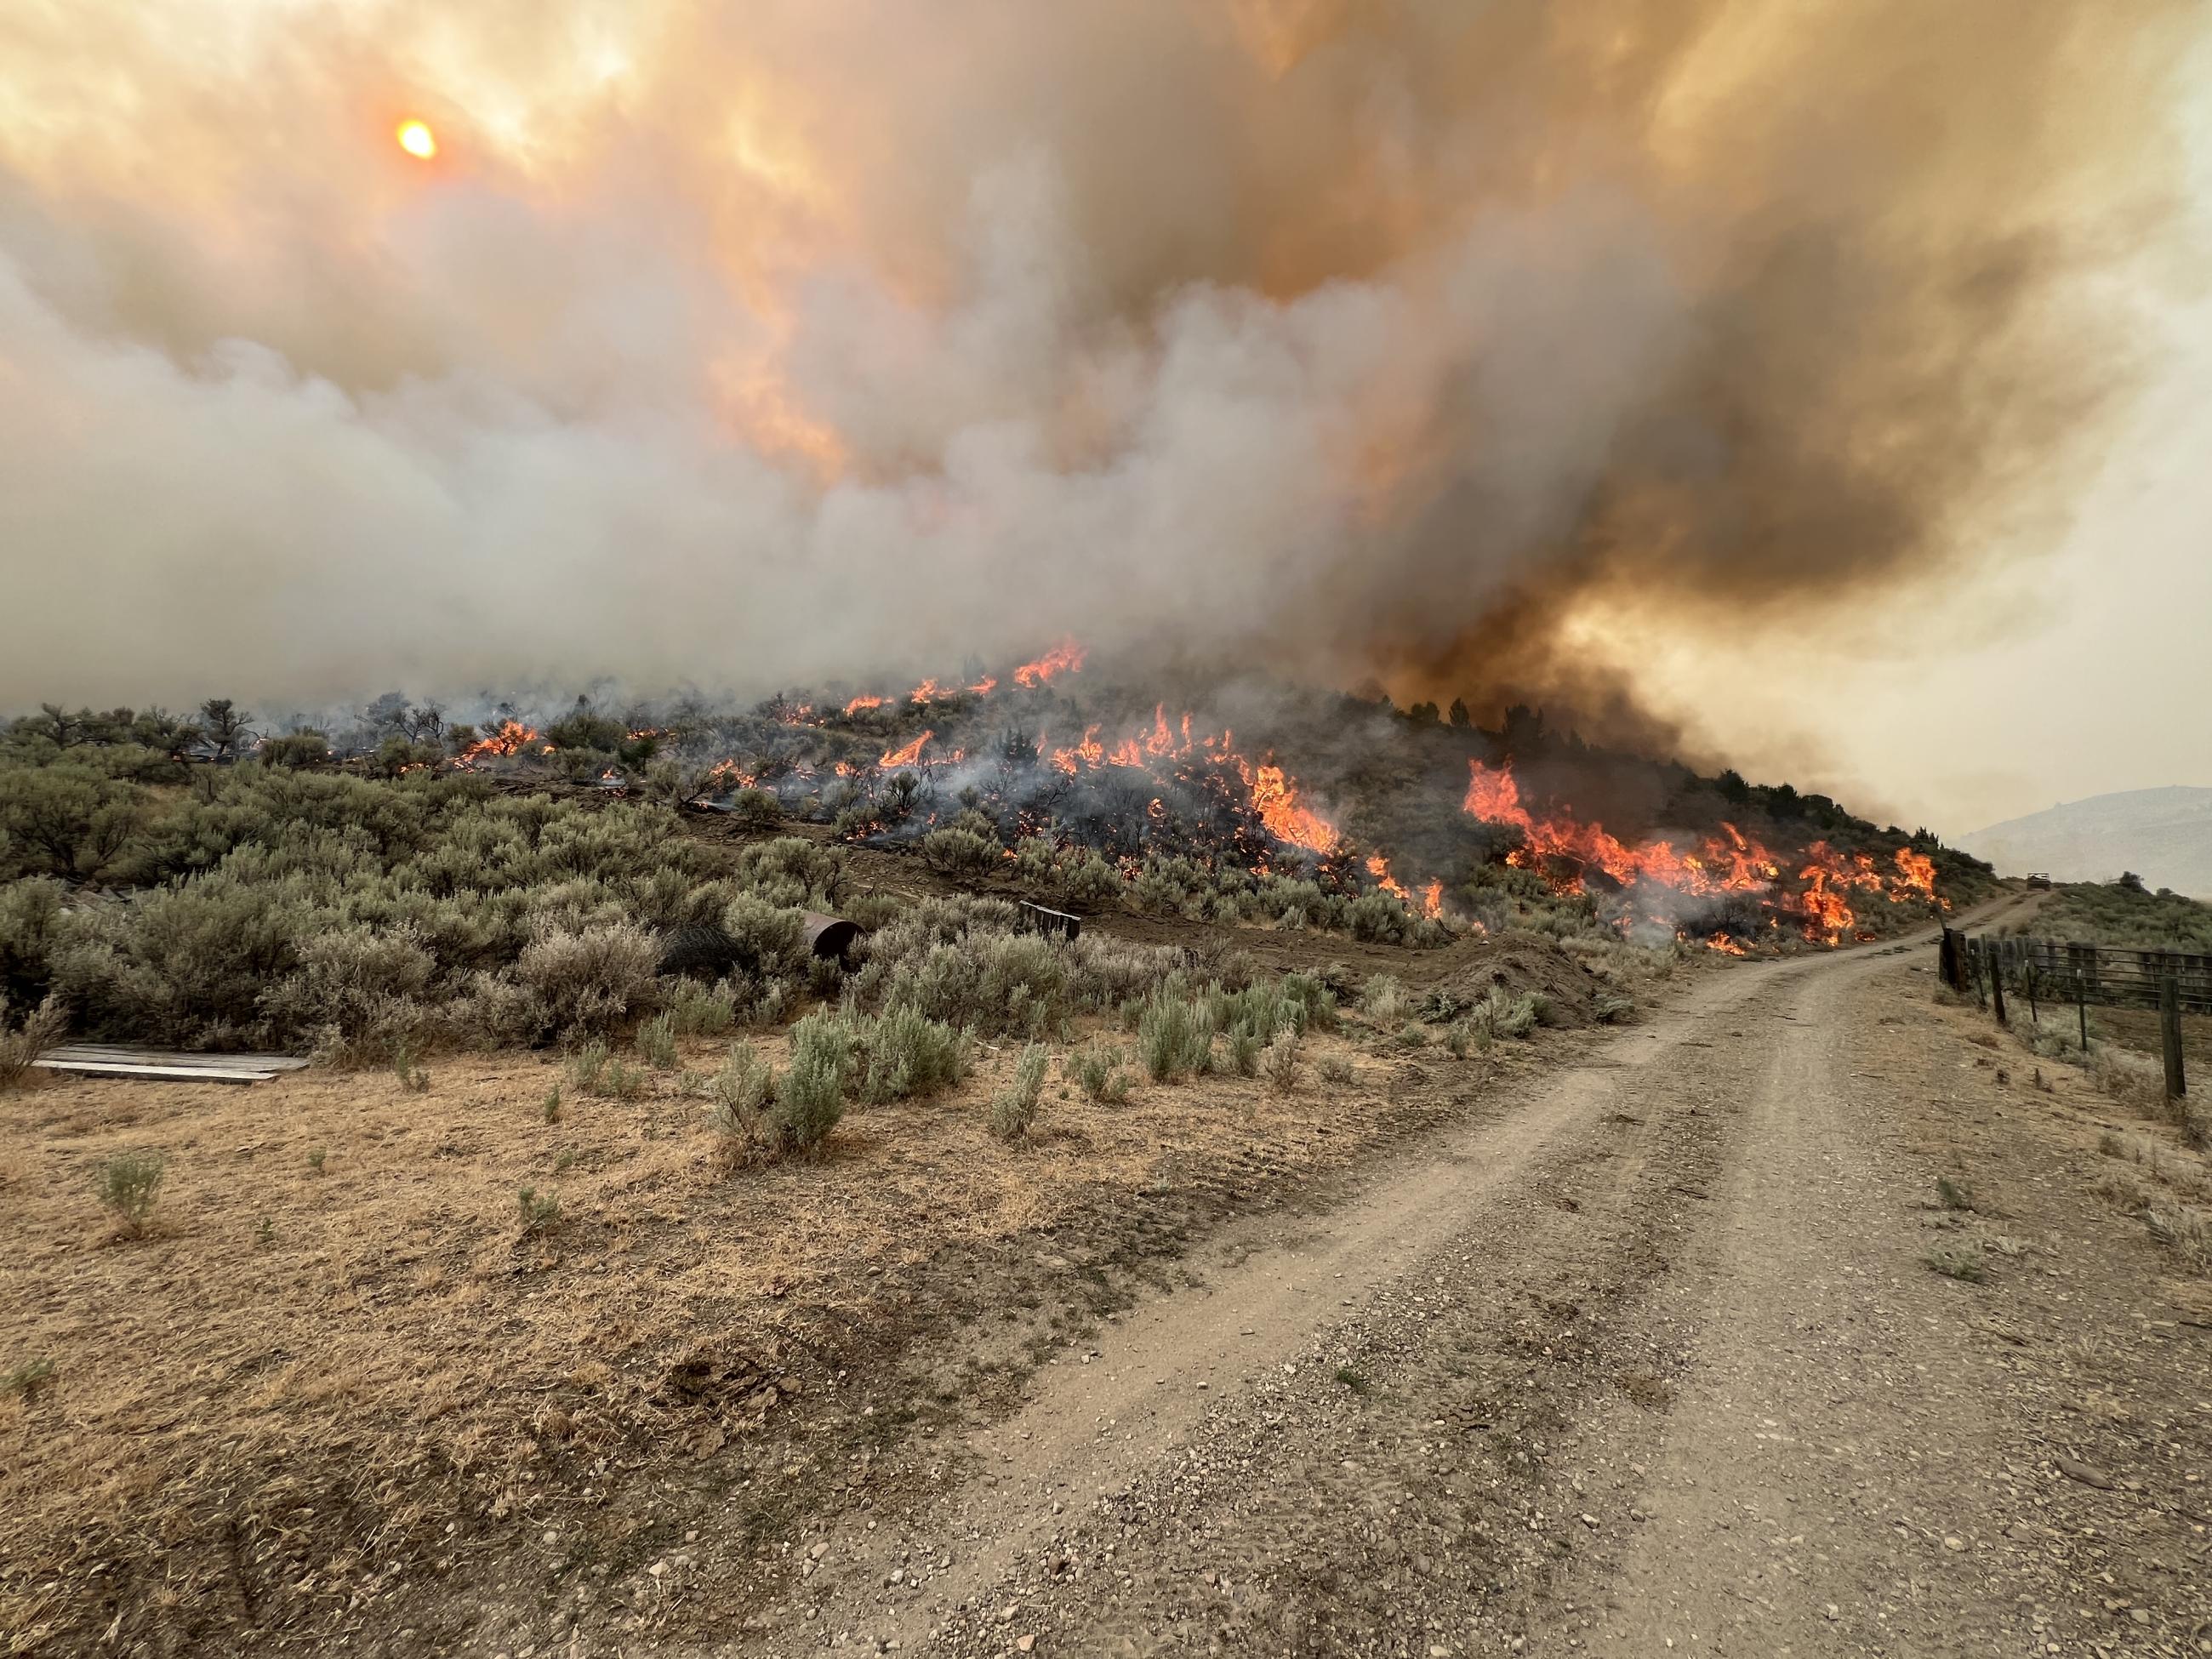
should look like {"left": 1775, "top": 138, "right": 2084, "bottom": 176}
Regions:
{"left": 802, "top": 912, "right": 860, "bottom": 959}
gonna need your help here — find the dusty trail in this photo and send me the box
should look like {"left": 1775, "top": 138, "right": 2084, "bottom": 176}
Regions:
{"left": 725, "top": 924, "right": 2211, "bottom": 1658}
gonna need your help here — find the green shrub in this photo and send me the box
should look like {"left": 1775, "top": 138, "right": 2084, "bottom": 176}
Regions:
{"left": 513, "top": 921, "right": 661, "bottom": 1041}
{"left": 1359, "top": 974, "right": 1408, "bottom": 1023}
{"left": 1071, "top": 1045, "right": 1132, "bottom": 1103}
{"left": 852, "top": 1006, "right": 970, "bottom": 1104}
{"left": 516, "top": 1185, "right": 562, "bottom": 1235}
{"left": 921, "top": 826, "right": 1002, "bottom": 878}
{"left": 776, "top": 1010, "right": 851, "bottom": 1154}
{"left": 0, "top": 992, "right": 65, "bottom": 1090}
{"left": 1593, "top": 990, "right": 1635, "bottom": 1024}
{"left": 1, "top": 1357, "right": 56, "bottom": 1402}
{"left": 990, "top": 1043, "right": 1047, "bottom": 1141}
{"left": 1318, "top": 1055, "right": 1356, "bottom": 1088}
{"left": 1261, "top": 1029, "right": 1299, "bottom": 1092}
{"left": 0, "top": 878, "right": 65, "bottom": 1004}
{"left": 668, "top": 982, "right": 736, "bottom": 1039}
{"left": 95, "top": 1150, "right": 165, "bottom": 1238}
{"left": 703, "top": 1041, "right": 777, "bottom": 1169}
{"left": 636, "top": 1012, "right": 679, "bottom": 1070}
{"left": 1137, "top": 987, "right": 1217, "bottom": 1081}
{"left": 391, "top": 1043, "right": 431, "bottom": 1093}
{"left": 542, "top": 1086, "right": 562, "bottom": 1124}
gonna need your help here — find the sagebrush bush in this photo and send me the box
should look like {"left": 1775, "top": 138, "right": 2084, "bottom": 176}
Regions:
{"left": 777, "top": 1011, "right": 851, "bottom": 1154}
{"left": 991, "top": 1043, "right": 1047, "bottom": 1141}
{"left": 94, "top": 1150, "right": 165, "bottom": 1238}
{"left": 1359, "top": 974, "right": 1409, "bottom": 1023}
{"left": 513, "top": 921, "right": 661, "bottom": 1042}
{"left": 1137, "top": 986, "right": 1216, "bottom": 1081}
{"left": 921, "top": 826, "right": 1001, "bottom": 878}
{"left": 1261, "top": 1029, "right": 1299, "bottom": 1092}
{"left": 636, "top": 1012, "right": 679, "bottom": 1070}
{"left": 851, "top": 1005, "right": 970, "bottom": 1104}
{"left": 0, "top": 992, "right": 65, "bottom": 1090}
{"left": 1071, "top": 1045, "right": 1132, "bottom": 1103}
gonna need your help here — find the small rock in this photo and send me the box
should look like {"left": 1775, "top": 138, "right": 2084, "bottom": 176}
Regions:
{"left": 1943, "top": 1536, "right": 1965, "bottom": 1552}
{"left": 1016, "top": 1638, "right": 1037, "bottom": 1654}
{"left": 810, "top": 1542, "right": 830, "bottom": 1561}
{"left": 1825, "top": 1605, "right": 1839, "bottom": 1621}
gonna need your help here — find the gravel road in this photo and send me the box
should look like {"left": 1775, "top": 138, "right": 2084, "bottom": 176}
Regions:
{"left": 721, "top": 931, "right": 2211, "bottom": 1659}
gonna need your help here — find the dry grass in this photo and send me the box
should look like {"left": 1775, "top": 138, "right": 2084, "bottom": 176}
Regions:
{"left": 0, "top": 1017, "right": 1405, "bottom": 1647}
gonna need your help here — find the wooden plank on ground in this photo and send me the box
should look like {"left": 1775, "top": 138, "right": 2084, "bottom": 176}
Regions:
{"left": 31, "top": 1059, "right": 277, "bottom": 1084}
{"left": 39, "top": 1044, "right": 310, "bottom": 1072}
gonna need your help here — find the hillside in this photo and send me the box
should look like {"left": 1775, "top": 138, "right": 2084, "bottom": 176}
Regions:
{"left": 1962, "top": 786, "right": 2212, "bottom": 895}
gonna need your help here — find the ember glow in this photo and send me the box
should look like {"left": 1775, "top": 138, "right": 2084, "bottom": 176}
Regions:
{"left": 395, "top": 120, "right": 436, "bottom": 161}
{"left": 880, "top": 730, "right": 932, "bottom": 768}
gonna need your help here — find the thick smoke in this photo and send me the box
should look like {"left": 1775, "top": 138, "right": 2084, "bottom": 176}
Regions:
{"left": 0, "top": 0, "right": 2197, "bottom": 722}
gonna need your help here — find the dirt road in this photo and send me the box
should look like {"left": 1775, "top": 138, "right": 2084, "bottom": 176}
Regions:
{"left": 728, "top": 933, "right": 2212, "bottom": 1658}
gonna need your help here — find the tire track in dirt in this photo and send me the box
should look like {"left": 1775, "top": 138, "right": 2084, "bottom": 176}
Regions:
{"left": 733, "top": 949, "right": 1835, "bottom": 1655}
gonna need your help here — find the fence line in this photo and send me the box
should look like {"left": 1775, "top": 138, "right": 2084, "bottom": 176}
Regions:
{"left": 1941, "top": 926, "right": 2197, "bottom": 1099}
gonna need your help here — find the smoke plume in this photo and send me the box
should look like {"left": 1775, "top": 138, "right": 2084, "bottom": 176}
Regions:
{"left": 0, "top": 0, "right": 2198, "bottom": 724}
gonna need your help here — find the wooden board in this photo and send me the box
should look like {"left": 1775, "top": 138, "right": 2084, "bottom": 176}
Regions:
{"left": 40, "top": 1044, "right": 310, "bottom": 1073}
{"left": 31, "top": 1059, "right": 279, "bottom": 1084}
{"left": 31, "top": 1043, "right": 311, "bottom": 1085}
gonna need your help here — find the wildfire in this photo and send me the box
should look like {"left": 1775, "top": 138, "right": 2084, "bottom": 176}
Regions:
{"left": 454, "top": 719, "right": 538, "bottom": 767}
{"left": 1013, "top": 640, "right": 1085, "bottom": 688}
{"left": 880, "top": 730, "right": 932, "bottom": 768}
{"left": 967, "top": 676, "right": 999, "bottom": 696}
{"left": 1463, "top": 760, "right": 1941, "bottom": 944}
{"left": 844, "top": 694, "right": 887, "bottom": 716}
{"left": 396, "top": 119, "right": 436, "bottom": 161}
{"left": 1242, "top": 759, "right": 1338, "bottom": 855}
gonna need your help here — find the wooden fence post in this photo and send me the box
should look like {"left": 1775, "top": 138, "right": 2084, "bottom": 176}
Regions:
{"left": 1986, "top": 938, "right": 2007, "bottom": 1024}
{"left": 2160, "top": 975, "right": 2186, "bottom": 1101}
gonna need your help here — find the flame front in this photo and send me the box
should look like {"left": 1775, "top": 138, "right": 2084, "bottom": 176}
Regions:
{"left": 1463, "top": 760, "right": 1941, "bottom": 946}
{"left": 1012, "top": 640, "right": 1085, "bottom": 689}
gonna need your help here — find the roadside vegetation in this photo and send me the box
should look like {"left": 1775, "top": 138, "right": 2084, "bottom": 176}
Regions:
{"left": 2015, "top": 874, "right": 2212, "bottom": 954}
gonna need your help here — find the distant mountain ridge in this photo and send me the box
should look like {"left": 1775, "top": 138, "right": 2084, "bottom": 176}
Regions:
{"left": 1961, "top": 786, "right": 2212, "bottom": 896}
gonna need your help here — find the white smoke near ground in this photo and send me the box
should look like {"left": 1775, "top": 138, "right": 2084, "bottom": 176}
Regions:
{"left": 0, "top": 0, "right": 2199, "bottom": 728}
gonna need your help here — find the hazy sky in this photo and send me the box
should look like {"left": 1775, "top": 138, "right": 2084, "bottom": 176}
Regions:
{"left": 1, "top": 0, "right": 2204, "bottom": 841}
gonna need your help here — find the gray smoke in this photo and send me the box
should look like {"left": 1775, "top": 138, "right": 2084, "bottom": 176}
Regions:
{"left": 0, "top": 0, "right": 2199, "bottom": 726}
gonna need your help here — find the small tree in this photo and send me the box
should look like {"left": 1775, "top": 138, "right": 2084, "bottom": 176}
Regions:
{"left": 198, "top": 698, "right": 254, "bottom": 760}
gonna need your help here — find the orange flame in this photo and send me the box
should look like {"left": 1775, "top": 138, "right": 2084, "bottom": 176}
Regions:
{"left": 1464, "top": 759, "right": 1939, "bottom": 944}
{"left": 966, "top": 676, "right": 999, "bottom": 696}
{"left": 1012, "top": 639, "right": 1085, "bottom": 688}
{"left": 880, "top": 730, "right": 932, "bottom": 768}
{"left": 844, "top": 694, "right": 887, "bottom": 716}
{"left": 910, "top": 678, "right": 947, "bottom": 704}
{"left": 455, "top": 719, "right": 538, "bottom": 767}
{"left": 1241, "top": 758, "right": 1337, "bottom": 854}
